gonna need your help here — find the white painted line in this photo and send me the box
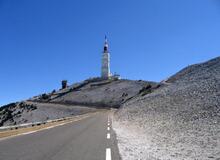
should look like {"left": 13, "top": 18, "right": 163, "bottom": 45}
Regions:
{"left": 45, "top": 126, "right": 55, "bottom": 129}
{"left": 107, "top": 127, "right": 110, "bottom": 130}
{"left": 106, "top": 148, "right": 111, "bottom": 160}
{"left": 107, "top": 133, "right": 110, "bottom": 139}
{"left": 21, "top": 131, "right": 37, "bottom": 135}
{"left": 2, "top": 124, "right": 65, "bottom": 138}
{"left": 0, "top": 116, "right": 92, "bottom": 141}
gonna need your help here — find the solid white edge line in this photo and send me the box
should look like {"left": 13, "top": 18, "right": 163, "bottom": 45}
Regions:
{"left": 2, "top": 122, "right": 68, "bottom": 138}
{"left": 21, "top": 131, "right": 37, "bottom": 135}
{"left": 107, "top": 133, "right": 110, "bottom": 139}
{"left": 106, "top": 148, "right": 111, "bottom": 160}
{"left": 0, "top": 115, "right": 91, "bottom": 141}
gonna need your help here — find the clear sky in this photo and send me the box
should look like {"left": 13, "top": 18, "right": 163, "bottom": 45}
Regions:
{"left": 0, "top": 0, "right": 220, "bottom": 106}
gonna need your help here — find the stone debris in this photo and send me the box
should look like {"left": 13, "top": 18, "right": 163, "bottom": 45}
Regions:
{"left": 114, "top": 56, "right": 220, "bottom": 160}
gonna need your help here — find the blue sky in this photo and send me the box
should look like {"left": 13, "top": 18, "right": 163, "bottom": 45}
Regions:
{"left": 0, "top": 0, "right": 220, "bottom": 106}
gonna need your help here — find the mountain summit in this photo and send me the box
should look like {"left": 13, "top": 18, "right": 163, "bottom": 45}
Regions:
{"left": 0, "top": 78, "right": 156, "bottom": 126}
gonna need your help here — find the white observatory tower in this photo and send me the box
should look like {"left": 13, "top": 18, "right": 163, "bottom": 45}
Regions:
{"left": 101, "top": 36, "right": 111, "bottom": 79}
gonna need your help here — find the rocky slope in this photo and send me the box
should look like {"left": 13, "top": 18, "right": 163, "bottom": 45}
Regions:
{"left": 0, "top": 78, "right": 156, "bottom": 126}
{"left": 51, "top": 79, "right": 157, "bottom": 108}
{"left": 114, "top": 57, "right": 220, "bottom": 160}
{"left": 0, "top": 102, "right": 96, "bottom": 126}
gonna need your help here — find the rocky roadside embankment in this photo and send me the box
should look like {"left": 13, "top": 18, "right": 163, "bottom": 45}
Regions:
{"left": 113, "top": 57, "right": 220, "bottom": 160}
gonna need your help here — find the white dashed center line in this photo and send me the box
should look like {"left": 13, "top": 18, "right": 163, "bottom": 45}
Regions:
{"left": 107, "top": 133, "right": 110, "bottom": 139}
{"left": 106, "top": 116, "right": 112, "bottom": 160}
{"left": 106, "top": 148, "right": 111, "bottom": 160}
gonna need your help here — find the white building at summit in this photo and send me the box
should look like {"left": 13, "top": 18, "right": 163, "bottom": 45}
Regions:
{"left": 101, "top": 37, "right": 111, "bottom": 79}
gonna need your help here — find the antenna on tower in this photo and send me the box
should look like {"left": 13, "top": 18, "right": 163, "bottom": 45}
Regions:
{"left": 105, "top": 35, "right": 107, "bottom": 43}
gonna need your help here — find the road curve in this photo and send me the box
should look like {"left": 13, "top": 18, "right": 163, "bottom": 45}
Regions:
{"left": 0, "top": 112, "right": 121, "bottom": 160}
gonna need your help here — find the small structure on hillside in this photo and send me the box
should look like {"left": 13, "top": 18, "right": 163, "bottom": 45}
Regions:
{"left": 112, "top": 72, "right": 121, "bottom": 80}
{"left": 61, "top": 80, "right": 68, "bottom": 89}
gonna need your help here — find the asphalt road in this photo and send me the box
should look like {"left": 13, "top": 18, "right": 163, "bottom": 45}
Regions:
{"left": 0, "top": 112, "right": 121, "bottom": 160}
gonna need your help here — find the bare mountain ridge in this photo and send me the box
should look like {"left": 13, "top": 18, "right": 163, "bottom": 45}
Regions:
{"left": 49, "top": 79, "right": 157, "bottom": 108}
{"left": 30, "top": 78, "right": 157, "bottom": 108}
{"left": 167, "top": 56, "right": 220, "bottom": 83}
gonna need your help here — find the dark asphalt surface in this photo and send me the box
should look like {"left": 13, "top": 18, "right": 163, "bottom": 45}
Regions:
{"left": 0, "top": 112, "right": 121, "bottom": 160}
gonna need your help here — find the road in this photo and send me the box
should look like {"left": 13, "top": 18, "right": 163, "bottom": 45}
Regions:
{"left": 0, "top": 112, "right": 121, "bottom": 160}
